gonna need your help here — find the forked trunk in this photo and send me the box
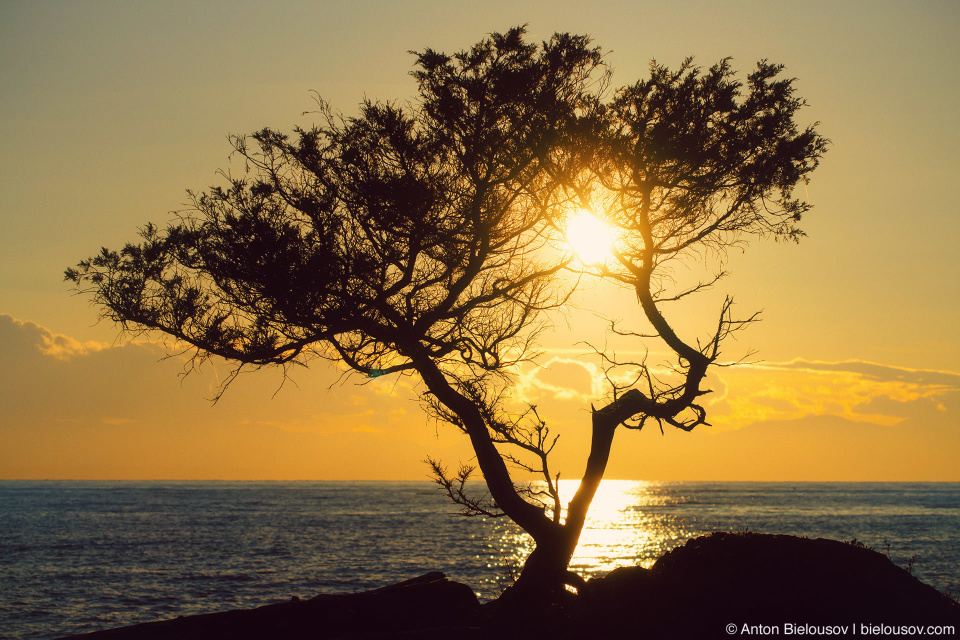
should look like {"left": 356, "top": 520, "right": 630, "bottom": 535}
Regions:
{"left": 505, "top": 415, "right": 619, "bottom": 600}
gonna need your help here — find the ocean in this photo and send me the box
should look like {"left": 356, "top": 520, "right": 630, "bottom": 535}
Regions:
{"left": 1, "top": 481, "right": 958, "bottom": 639}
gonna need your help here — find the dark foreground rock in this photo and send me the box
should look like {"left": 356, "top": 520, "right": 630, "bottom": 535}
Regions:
{"left": 61, "top": 533, "right": 959, "bottom": 640}
{"left": 578, "top": 532, "right": 960, "bottom": 639}
{"left": 60, "top": 572, "right": 482, "bottom": 640}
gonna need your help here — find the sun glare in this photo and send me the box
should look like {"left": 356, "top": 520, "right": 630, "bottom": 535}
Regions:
{"left": 565, "top": 209, "right": 614, "bottom": 265}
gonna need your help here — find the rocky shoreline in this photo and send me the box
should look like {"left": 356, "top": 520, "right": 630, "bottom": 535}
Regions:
{"left": 60, "top": 533, "right": 960, "bottom": 640}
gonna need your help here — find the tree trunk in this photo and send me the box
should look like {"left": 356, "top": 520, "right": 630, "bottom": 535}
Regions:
{"left": 503, "top": 535, "right": 580, "bottom": 605}
{"left": 416, "top": 354, "right": 630, "bottom": 603}
{"left": 412, "top": 353, "right": 556, "bottom": 542}
{"left": 506, "top": 411, "right": 620, "bottom": 599}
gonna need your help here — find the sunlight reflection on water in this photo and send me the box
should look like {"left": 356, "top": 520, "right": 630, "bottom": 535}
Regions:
{"left": 483, "top": 479, "right": 960, "bottom": 597}
{"left": 490, "top": 480, "right": 698, "bottom": 582}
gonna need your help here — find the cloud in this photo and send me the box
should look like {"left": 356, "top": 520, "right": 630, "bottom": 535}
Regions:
{"left": 507, "top": 352, "right": 959, "bottom": 437}
{"left": 0, "top": 314, "right": 115, "bottom": 361}
{"left": 501, "top": 353, "right": 959, "bottom": 481}
{"left": 0, "top": 313, "right": 467, "bottom": 479}
{"left": 705, "top": 359, "right": 960, "bottom": 430}
{"left": 38, "top": 331, "right": 110, "bottom": 359}
{"left": 770, "top": 359, "right": 960, "bottom": 390}
{"left": 607, "top": 412, "right": 960, "bottom": 481}
{"left": 514, "top": 356, "right": 607, "bottom": 404}
{"left": 4, "top": 314, "right": 956, "bottom": 481}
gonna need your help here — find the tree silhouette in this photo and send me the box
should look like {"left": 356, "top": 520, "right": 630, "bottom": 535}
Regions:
{"left": 67, "top": 28, "right": 826, "bottom": 601}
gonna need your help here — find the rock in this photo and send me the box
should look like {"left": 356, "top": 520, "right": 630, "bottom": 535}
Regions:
{"left": 579, "top": 532, "right": 960, "bottom": 639}
{"left": 59, "top": 572, "right": 481, "bottom": 640}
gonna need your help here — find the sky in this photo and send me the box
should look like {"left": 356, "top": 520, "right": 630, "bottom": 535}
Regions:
{"left": 1, "top": 0, "right": 958, "bottom": 481}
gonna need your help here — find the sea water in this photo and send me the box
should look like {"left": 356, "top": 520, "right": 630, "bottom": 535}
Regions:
{"left": 1, "top": 481, "right": 957, "bottom": 640}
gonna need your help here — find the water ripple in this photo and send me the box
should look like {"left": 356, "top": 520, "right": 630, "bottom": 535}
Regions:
{"left": 1, "top": 480, "right": 957, "bottom": 639}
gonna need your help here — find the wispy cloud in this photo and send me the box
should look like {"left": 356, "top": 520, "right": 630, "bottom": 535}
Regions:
{"left": 763, "top": 359, "right": 960, "bottom": 390}
{"left": 706, "top": 359, "right": 959, "bottom": 430}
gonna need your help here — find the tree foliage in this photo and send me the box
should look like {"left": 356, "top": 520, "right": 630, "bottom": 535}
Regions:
{"left": 575, "top": 57, "right": 827, "bottom": 434}
{"left": 69, "top": 29, "right": 600, "bottom": 377}
{"left": 67, "top": 27, "right": 826, "bottom": 598}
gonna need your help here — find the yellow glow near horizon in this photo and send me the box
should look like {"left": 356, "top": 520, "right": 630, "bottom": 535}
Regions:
{"left": 565, "top": 209, "right": 614, "bottom": 265}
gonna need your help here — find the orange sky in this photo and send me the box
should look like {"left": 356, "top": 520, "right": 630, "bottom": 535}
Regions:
{"left": 1, "top": 1, "right": 958, "bottom": 480}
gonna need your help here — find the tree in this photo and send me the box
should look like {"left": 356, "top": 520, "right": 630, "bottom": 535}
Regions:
{"left": 66, "top": 28, "right": 826, "bottom": 602}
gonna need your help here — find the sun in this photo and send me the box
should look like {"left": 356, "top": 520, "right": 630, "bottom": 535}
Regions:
{"left": 565, "top": 209, "right": 614, "bottom": 265}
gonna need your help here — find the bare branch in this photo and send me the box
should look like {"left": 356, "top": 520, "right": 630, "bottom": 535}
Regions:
{"left": 425, "top": 457, "right": 506, "bottom": 519}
